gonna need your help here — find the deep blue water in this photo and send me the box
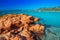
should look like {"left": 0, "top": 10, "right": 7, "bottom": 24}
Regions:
{"left": 0, "top": 12, "right": 60, "bottom": 27}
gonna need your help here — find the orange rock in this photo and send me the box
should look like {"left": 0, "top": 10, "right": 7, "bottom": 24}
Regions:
{"left": 4, "top": 19, "right": 11, "bottom": 30}
{"left": 34, "top": 18, "right": 39, "bottom": 21}
{"left": 20, "top": 29, "right": 31, "bottom": 37}
{"left": 0, "top": 14, "right": 44, "bottom": 40}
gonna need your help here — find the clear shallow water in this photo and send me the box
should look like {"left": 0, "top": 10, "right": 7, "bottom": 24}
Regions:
{"left": 23, "top": 12, "right": 60, "bottom": 27}
{"left": 1, "top": 11, "right": 60, "bottom": 27}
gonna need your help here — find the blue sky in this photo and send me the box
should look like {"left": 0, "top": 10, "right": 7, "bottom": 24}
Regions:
{"left": 0, "top": 0, "right": 60, "bottom": 10}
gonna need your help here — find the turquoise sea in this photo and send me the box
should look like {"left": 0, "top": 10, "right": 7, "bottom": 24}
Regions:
{"left": 0, "top": 11, "right": 60, "bottom": 40}
{"left": 1, "top": 11, "right": 60, "bottom": 27}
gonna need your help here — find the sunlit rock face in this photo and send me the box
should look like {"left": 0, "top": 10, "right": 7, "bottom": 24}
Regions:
{"left": 0, "top": 14, "right": 44, "bottom": 40}
{"left": 45, "top": 27, "right": 60, "bottom": 40}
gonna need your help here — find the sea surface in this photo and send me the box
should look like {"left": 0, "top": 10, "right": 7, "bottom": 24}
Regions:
{"left": 0, "top": 11, "right": 60, "bottom": 40}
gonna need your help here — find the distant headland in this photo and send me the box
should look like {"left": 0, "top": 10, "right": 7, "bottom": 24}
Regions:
{"left": 35, "top": 6, "right": 60, "bottom": 12}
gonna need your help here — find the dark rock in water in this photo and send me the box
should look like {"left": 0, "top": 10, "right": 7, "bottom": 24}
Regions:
{"left": 45, "top": 27, "right": 60, "bottom": 40}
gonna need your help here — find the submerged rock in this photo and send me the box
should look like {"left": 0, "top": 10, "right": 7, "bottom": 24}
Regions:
{"left": 45, "top": 27, "right": 60, "bottom": 40}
